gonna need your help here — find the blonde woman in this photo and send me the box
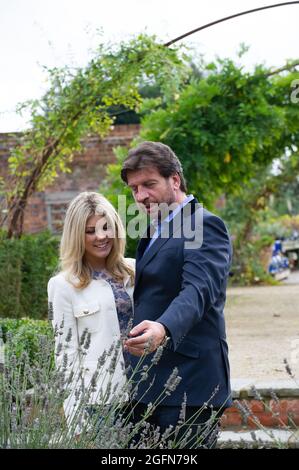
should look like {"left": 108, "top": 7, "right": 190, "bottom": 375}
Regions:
{"left": 48, "top": 192, "right": 135, "bottom": 426}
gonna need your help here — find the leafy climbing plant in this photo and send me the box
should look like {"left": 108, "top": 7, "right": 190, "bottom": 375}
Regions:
{"left": 0, "top": 35, "right": 189, "bottom": 238}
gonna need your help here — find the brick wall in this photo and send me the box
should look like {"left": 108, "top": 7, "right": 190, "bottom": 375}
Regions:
{"left": 221, "top": 380, "right": 299, "bottom": 430}
{"left": 222, "top": 398, "right": 299, "bottom": 429}
{"left": 0, "top": 124, "right": 140, "bottom": 233}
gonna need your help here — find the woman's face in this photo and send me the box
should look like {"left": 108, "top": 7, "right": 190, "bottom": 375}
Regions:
{"left": 84, "top": 214, "right": 114, "bottom": 269}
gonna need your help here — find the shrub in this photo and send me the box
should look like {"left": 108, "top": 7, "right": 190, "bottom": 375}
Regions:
{"left": 229, "top": 233, "right": 277, "bottom": 286}
{"left": 0, "top": 231, "right": 59, "bottom": 319}
{"left": 0, "top": 318, "right": 52, "bottom": 364}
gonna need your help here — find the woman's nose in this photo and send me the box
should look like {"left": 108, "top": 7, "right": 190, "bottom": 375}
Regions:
{"left": 95, "top": 230, "right": 107, "bottom": 240}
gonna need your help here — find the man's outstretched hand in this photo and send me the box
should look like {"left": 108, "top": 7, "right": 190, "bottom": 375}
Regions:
{"left": 124, "top": 320, "right": 166, "bottom": 356}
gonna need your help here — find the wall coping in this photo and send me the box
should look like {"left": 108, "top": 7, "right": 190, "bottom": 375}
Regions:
{"left": 231, "top": 378, "right": 299, "bottom": 398}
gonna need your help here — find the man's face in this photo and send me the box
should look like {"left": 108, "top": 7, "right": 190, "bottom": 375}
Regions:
{"left": 126, "top": 167, "right": 179, "bottom": 217}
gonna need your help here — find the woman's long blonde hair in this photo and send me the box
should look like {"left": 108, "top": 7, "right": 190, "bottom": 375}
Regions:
{"left": 59, "top": 192, "right": 134, "bottom": 289}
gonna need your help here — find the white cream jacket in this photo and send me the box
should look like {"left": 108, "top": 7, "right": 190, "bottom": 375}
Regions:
{"left": 47, "top": 258, "right": 135, "bottom": 422}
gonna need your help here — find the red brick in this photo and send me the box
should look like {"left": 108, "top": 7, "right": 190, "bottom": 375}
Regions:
{"left": 221, "top": 410, "right": 243, "bottom": 428}
{"left": 248, "top": 412, "right": 288, "bottom": 428}
{"left": 248, "top": 400, "right": 265, "bottom": 414}
{"left": 0, "top": 125, "right": 140, "bottom": 233}
{"left": 261, "top": 413, "right": 288, "bottom": 427}
{"left": 270, "top": 399, "right": 299, "bottom": 414}
{"left": 225, "top": 405, "right": 240, "bottom": 414}
{"left": 247, "top": 413, "right": 262, "bottom": 429}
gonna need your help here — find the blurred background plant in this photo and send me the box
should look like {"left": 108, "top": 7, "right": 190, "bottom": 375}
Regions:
{"left": 0, "top": 231, "right": 59, "bottom": 319}
{"left": 0, "top": 318, "right": 52, "bottom": 363}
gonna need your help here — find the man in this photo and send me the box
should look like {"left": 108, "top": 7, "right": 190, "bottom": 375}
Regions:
{"left": 122, "top": 141, "right": 232, "bottom": 448}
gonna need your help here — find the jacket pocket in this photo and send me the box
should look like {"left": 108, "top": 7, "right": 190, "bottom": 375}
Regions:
{"left": 175, "top": 338, "right": 201, "bottom": 359}
{"left": 73, "top": 302, "right": 101, "bottom": 333}
{"left": 175, "top": 337, "right": 221, "bottom": 359}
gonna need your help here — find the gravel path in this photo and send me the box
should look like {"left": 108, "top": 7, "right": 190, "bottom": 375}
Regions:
{"left": 225, "top": 272, "right": 299, "bottom": 380}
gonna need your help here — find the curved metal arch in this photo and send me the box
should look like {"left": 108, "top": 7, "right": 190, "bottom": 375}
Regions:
{"left": 164, "top": 2, "right": 299, "bottom": 47}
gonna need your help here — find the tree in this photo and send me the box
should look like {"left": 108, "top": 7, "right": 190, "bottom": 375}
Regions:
{"left": 138, "top": 58, "right": 299, "bottom": 208}
{"left": 102, "top": 54, "right": 299, "bottom": 281}
{"left": 0, "top": 35, "right": 188, "bottom": 238}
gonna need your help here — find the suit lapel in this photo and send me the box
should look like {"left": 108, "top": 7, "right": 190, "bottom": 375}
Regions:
{"left": 135, "top": 228, "right": 171, "bottom": 287}
{"left": 136, "top": 223, "right": 152, "bottom": 262}
{"left": 135, "top": 198, "right": 199, "bottom": 290}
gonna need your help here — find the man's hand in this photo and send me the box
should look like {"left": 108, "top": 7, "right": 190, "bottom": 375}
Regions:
{"left": 124, "top": 321, "right": 166, "bottom": 357}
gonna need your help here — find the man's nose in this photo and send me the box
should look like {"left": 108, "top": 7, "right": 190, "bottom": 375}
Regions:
{"left": 135, "top": 188, "right": 149, "bottom": 203}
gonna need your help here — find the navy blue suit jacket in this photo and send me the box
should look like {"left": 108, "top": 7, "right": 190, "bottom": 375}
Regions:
{"left": 130, "top": 197, "right": 233, "bottom": 408}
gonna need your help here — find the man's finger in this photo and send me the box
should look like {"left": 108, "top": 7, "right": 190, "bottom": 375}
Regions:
{"left": 125, "top": 333, "right": 150, "bottom": 346}
{"left": 124, "top": 341, "right": 145, "bottom": 351}
{"left": 129, "top": 321, "right": 149, "bottom": 337}
{"left": 126, "top": 346, "right": 146, "bottom": 357}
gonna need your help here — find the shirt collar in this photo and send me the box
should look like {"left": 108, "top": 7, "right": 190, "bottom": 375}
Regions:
{"left": 164, "top": 194, "right": 194, "bottom": 223}
{"left": 150, "top": 194, "right": 194, "bottom": 228}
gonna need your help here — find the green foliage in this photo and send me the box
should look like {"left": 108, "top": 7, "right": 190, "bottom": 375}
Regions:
{"left": 220, "top": 147, "right": 299, "bottom": 284}
{"left": 101, "top": 55, "right": 299, "bottom": 275}
{"left": 109, "top": 81, "right": 165, "bottom": 125}
{"left": 9, "top": 35, "right": 189, "bottom": 189}
{"left": 253, "top": 214, "right": 299, "bottom": 240}
{"left": 0, "top": 231, "right": 59, "bottom": 319}
{"left": 269, "top": 178, "right": 299, "bottom": 216}
{"left": 1, "top": 34, "right": 189, "bottom": 238}
{"left": 229, "top": 237, "right": 276, "bottom": 286}
{"left": 100, "top": 146, "right": 143, "bottom": 257}
{"left": 139, "top": 58, "right": 299, "bottom": 208}
{"left": 0, "top": 317, "right": 52, "bottom": 364}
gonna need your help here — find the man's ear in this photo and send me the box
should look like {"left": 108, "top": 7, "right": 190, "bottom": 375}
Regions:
{"left": 172, "top": 173, "right": 181, "bottom": 190}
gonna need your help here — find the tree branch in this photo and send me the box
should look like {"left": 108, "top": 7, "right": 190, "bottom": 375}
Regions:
{"left": 265, "top": 60, "right": 299, "bottom": 77}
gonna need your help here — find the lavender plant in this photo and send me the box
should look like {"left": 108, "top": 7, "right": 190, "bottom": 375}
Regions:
{"left": 0, "top": 324, "right": 221, "bottom": 449}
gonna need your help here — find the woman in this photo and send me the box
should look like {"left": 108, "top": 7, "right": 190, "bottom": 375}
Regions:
{"left": 48, "top": 192, "right": 135, "bottom": 426}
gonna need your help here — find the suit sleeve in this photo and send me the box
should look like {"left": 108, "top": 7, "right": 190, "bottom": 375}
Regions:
{"left": 157, "top": 214, "right": 232, "bottom": 350}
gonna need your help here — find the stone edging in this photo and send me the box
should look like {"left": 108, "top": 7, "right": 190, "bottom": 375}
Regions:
{"left": 231, "top": 378, "right": 299, "bottom": 398}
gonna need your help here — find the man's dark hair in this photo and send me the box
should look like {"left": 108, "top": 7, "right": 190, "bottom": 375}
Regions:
{"left": 121, "top": 141, "right": 187, "bottom": 192}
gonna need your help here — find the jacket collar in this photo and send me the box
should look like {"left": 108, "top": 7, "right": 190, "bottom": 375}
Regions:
{"left": 135, "top": 197, "right": 200, "bottom": 289}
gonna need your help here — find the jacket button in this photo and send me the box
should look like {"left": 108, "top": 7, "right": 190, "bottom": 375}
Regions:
{"left": 83, "top": 310, "right": 89, "bottom": 315}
